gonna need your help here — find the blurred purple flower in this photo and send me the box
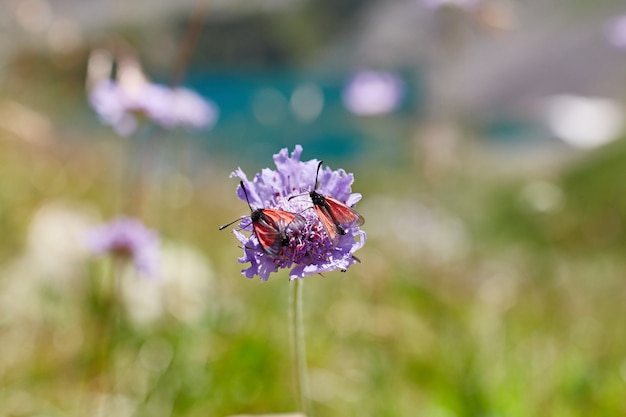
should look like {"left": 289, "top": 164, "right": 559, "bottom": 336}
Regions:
{"left": 87, "top": 216, "right": 160, "bottom": 278}
{"left": 89, "top": 79, "right": 218, "bottom": 136}
{"left": 228, "top": 145, "right": 366, "bottom": 281}
{"left": 419, "top": 0, "right": 481, "bottom": 10}
{"left": 342, "top": 70, "right": 405, "bottom": 116}
{"left": 89, "top": 79, "right": 163, "bottom": 136}
{"left": 157, "top": 87, "right": 219, "bottom": 130}
{"left": 605, "top": 14, "right": 626, "bottom": 49}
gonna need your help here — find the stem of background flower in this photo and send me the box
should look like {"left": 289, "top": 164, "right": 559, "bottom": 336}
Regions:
{"left": 123, "top": 123, "right": 154, "bottom": 217}
{"left": 94, "top": 256, "right": 123, "bottom": 392}
{"left": 109, "top": 258, "right": 123, "bottom": 385}
{"left": 289, "top": 278, "right": 312, "bottom": 416}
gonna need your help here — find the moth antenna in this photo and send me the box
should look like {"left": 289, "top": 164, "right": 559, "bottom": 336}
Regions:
{"left": 219, "top": 217, "right": 244, "bottom": 230}
{"left": 220, "top": 182, "right": 256, "bottom": 230}
{"left": 288, "top": 161, "right": 323, "bottom": 201}
{"left": 315, "top": 160, "right": 323, "bottom": 190}
{"left": 219, "top": 217, "right": 253, "bottom": 231}
{"left": 239, "top": 180, "right": 254, "bottom": 213}
{"left": 288, "top": 192, "right": 308, "bottom": 201}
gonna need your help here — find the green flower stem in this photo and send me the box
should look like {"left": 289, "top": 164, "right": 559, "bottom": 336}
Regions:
{"left": 289, "top": 278, "right": 312, "bottom": 416}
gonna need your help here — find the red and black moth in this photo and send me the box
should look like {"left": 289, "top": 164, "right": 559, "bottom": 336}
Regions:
{"left": 296, "top": 160, "right": 365, "bottom": 243}
{"left": 220, "top": 181, "right": 306, "bottom": 257}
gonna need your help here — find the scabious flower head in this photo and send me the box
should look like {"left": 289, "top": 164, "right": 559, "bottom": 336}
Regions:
{"left": 87, "top": 216, "right": 160, "bottom": 278}
{"left": 342, "top": 70, "right": 405, "bottom": 116}
{"left": 228, "top": 145, "right": 366, "bottom": 281}
{"left": 89, "top": 79, "right": 218, "bottom": 136}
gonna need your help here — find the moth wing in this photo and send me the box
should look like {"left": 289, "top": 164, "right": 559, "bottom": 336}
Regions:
{"left": 324, "top": 196, "right": 365, "bottom": 227}
{"left": 285, "top": 212, "right": 307, "bottom": 231}
{"left": 262, "top": 209, "right": 305, "bottom": 232}
{"left": 255, "top": 209, "right": 307, "bottom": 256}
{"left": 314, "top": 205, "right": 340, "bottom": 244}
{"left": 252, "top": 214, "right": 283, "bottom": 257}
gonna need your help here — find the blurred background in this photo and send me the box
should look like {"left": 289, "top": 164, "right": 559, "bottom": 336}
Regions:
{"left": 2, "top": 0, "right": 626, "bottom": 416}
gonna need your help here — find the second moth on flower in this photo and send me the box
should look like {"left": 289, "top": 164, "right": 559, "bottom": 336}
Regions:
{"left": 296, "top": 160, "right": 365, "bottom": 243}
{"left": 225, "top": 145, "right": 366, "bottom": 281}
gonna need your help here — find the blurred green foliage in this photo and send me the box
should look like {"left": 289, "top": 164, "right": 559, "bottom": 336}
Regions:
{"left": 1, "top": 123, "right": 626, "bottom": 416}
{"left": 2, "top": 2, "right": 626, "bottom": 412}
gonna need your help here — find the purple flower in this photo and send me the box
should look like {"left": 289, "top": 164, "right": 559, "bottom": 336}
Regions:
{"left": 89, "top": 79, "right": 218, "bottom": 136}
{"left": 605, "top": 14, "right": 626, "bottom": 49}
{"left": 419, "top": 0, "right": 481, "bottom": 10}
{"left": 157, "top": 87, "right": 219, "bottom": 130}
{"left": 87, "top": 216, "right": 160, "bottom": 278}
{"left": 342, "top": 70, "right": 405, "bottom": 116}
{"left": 228, "top": 145, "right": 366, "bottom": 281}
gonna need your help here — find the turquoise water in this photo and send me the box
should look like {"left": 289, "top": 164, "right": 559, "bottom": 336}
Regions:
{"left": 184, "top": 69, "right": 422, "bottom": 165}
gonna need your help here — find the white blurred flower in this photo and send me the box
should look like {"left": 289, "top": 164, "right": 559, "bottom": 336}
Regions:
{"left": 121, "top": 241, "right": 214, "bottom": 326}
{"left": 0, "top": 201, "right": 97, "bottom": 324}
{"left": 27, "top": 201, "right": 97, "bottom": 278}
{"left": 544, "top": 95, "right": 625, "bottom": 149}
